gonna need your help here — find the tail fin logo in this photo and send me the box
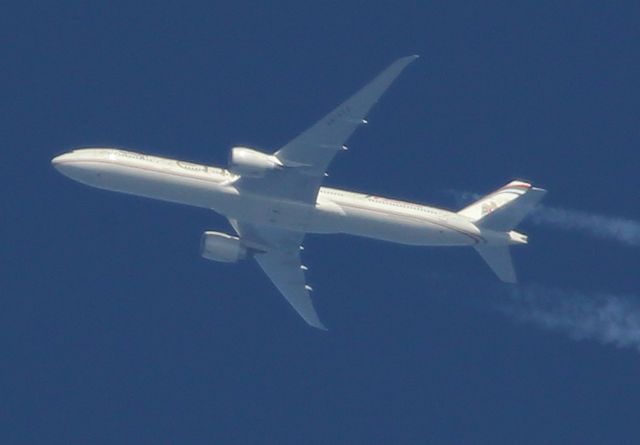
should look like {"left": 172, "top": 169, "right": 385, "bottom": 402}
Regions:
{"left": 457, "top": 180, "right": 547, "bottom": 231}
{"left": 481, "top": 200, "right": 498, "bottom": 216}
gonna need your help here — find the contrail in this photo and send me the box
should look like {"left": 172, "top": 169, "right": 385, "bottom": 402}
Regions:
{"left": 500, "top": 286, "right": 640, "bottom": 352}
{"left": 528, "top": 206, "right": 640, "bottom": 247}
{"left": 448, "top": 190, "right": 640, "bottom": 247}
{"left": 447, "top": 191, "right": 640, "bottom": 352}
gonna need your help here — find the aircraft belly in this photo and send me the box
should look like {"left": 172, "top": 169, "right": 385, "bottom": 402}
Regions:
{"left": 73, "top": 160, "right": 476, "bottom": 246}
{"left": 221, "top": 194, "right": 315, "bottom": 232}
{"left": 309, "top": 201, "right": 476, "bottom": 246}
{"left": 76, "top": 162, "right": 236, "bottom": 210}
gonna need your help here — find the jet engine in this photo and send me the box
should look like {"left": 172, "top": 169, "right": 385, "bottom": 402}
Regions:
{"left": 228, "top": 147, "right": 283, "bottom": 178}
{"left": 200, "top": 231, "right": 247, "bottom": 263}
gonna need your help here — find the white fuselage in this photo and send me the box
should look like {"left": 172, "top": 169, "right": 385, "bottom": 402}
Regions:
{"left": 52, "top": 148, "right": 500, "bottom": 247}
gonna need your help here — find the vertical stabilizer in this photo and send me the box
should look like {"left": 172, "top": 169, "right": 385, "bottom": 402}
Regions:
{"left": 458, "top": 180, "right": 547, "bottom": 231}
{"left": 474, "top": 246, "right": 517, "bottom": 283}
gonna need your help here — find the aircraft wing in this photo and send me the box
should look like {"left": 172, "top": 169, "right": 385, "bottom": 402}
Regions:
{"left": 230, "top": 220, "right": 326, "bottom": 330}
{"left": 236, "top": 55, "right": 419, "bottom": 203}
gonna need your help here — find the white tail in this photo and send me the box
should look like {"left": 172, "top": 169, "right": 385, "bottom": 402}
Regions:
{"left": 458, "top": 180, "right": 547, "bottom": 283}
{"left": 458, "top": 180, "right": 547, "bottom": 231}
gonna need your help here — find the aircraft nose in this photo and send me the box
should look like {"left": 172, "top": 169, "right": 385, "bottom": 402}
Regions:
{"left": 51, "top": 152, "right": 90, "bottom": 182}
{"left": 51, "top": 150, "right": 107, "bottom": 186}
{"left": 51, "top": 152, "right": 74, "bottom": 170}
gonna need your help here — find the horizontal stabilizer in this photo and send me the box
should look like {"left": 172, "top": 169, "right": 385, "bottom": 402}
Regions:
{"left": 474, "top": 245, "right": 517, "bottom": 283}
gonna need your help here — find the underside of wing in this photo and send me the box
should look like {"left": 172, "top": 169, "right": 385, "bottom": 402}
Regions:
{"left": 230, "top": 220, "right": 326, "bottom": 330}
{"left": 275, "top": 55, "right": 419, "bottom": 177}
{"left": 254, "top": 250, "right": 326, "bottom": 330}
{"left": 235, "top": 55, "right": 419, "bottom": 204}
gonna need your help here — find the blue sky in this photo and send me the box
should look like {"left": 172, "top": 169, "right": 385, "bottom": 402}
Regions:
{"left": 3, "top": 2, "right": 639, "bottom": 443}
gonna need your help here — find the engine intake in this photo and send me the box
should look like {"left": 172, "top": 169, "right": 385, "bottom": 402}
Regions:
{"left": 200, "top": 231, "right": 247, "bottom": 263}
{"left": 228, "top": 147, "right": 282, "bottom": 178}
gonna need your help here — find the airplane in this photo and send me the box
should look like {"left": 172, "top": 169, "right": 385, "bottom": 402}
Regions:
{"left": 52, "top": 55, "right": 546, "bottom": 330}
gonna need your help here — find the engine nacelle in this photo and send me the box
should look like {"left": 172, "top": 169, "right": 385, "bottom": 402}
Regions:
{"left": 228, "top": 147, "right": 282, "bottom": 178}
{"left": 200, "top": 231, "right": 247, "bottom": 263}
